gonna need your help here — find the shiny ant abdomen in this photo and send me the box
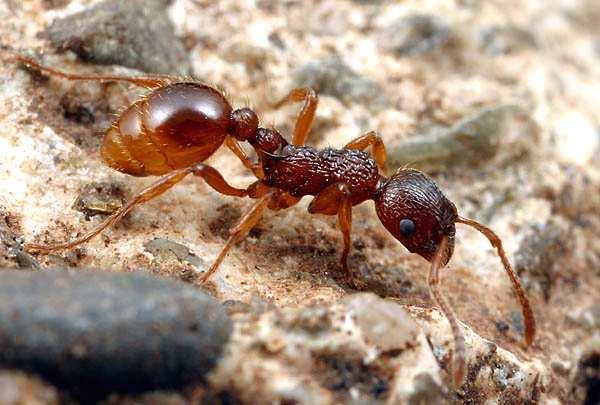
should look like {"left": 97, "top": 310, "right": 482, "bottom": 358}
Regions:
{"left": 102, "top": 82, "right": 234, "bottom": 177}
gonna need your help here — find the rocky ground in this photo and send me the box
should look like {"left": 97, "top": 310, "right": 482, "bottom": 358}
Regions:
{"left": 0, "top": 0, "right": 599, "bottom": 404}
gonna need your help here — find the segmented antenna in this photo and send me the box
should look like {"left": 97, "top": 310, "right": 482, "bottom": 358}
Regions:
{"left": 457, "top": 216, "right": 536, "bottom": 346}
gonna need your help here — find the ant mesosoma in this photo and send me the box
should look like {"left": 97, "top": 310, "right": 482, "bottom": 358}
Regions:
{"left": 13, "top": 54, "right": 535, "bottom": 385}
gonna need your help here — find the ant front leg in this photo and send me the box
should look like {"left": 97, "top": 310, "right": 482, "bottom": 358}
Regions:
{"left": 308, "top": 183, "right": 355, "bottom": 287}
{"left": 13, "top": 54, "right": 173, "bottom": 89}
{"left": 428, "top": 236, "right": 466, "bottom": 386}
{"left": 199, "top": 182, "right": 301, "bottom": 284}
{"left": 272, "top": 87, "right": 318, "bottom": 146}
{"left": 25, "top": 163, "right": 246, "bottom": 254}
{"left": 344, "top": 131, "right": 388, "bottom": 175}
{"left": 199, "top": 190, "right": 275, "bottom": 284}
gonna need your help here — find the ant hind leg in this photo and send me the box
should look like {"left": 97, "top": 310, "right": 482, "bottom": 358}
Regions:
{"left": 25, "top": 163, "right": 246, "bottom": 254}
{"left": 308, "top": 183, "right": 355, "bottom": 287}
{"left": 13, "top": 54, "right": 173, "bottom": 89}
{"left": 198, "top": 191, "right": 275, "bottom": 284}
{"left": 25, "top": 168, "right": 194, "bottom": 254}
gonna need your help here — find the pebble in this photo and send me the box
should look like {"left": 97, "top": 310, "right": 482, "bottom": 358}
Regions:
{"left": 387, "top": 105, "right": 516, "bottom": 171}
{"left": 46, "top": 0, "right": 190, "bottom": 75}
{"left": 345, "top": 293, "right": 418, "bottom": 352}
{"left": 0, "top": 211, "right": 41, "bottom": 271}
{"left": 0, "top": 269, "right": 231, "bottom": 399}
{"left": 72, "top": 182, "right": 125, "bottom": 219}
{"left": 379, "top": 14, "right": 450, "bottom": 56}
{"left": 550, "top": 358, "right": 571, "bottom": 376}
{"left": 143, "top": 237, "right": 203, "bottom": 268}
{"left": 481, "top": 26, "right": 537, "bottom": 55}
{"left": 293, "top": 57, "right": 389, "bottom": 111}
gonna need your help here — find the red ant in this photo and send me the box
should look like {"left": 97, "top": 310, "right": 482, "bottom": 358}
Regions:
{"left": 13, "top": 53, "right": 535, "bottom": 385}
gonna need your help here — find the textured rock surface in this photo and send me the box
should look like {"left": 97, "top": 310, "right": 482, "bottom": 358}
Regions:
{"left": 293, "top": 57, "right": 390, "bottom": 111}
{"left": 46, "top": 0, "right": 190, "bottom": 75}
{"left": 210, "top": 293, "right": 444, "bottom": 404}
{"left": 0, "top": 269, "right": 231, "bottom": 400}
{"left": 386, "top": 105, "right": 522, "bottom": 172}
{"left": 0, "top": 0, "right": 599, "bottom": 403}
{"left": 378, "top": 14, "right": 451, "bottom": 56}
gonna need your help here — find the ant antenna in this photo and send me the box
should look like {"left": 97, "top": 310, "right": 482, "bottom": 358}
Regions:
{"left": 428, "top": 235, "right": 466, "bottom": 386}
{"left": 456, "top": 216, "right": 536, "bottom": 347}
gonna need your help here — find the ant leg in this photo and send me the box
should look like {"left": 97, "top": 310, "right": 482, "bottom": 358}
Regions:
{"left": 13, "top": 54, "right": 173, "bottom": 89}
{"left": 25, "top": 164, "right": 246, "bottom": 254}
{"left": 428, "top": 235, "right": 466, "bottom": 386}
{"left": 344, "top": 131, "right": 388, "bottom": 175}
{"left": 199, "top": 191, "right": 275, "bottom": 284}
{"left": 337, "top": 194, "right": 354, "bottom": 286}
{"left": 268, "top": 192, "right": 301, "bottom": 210}
{"left": 246, "top": 180, "right": 272, "bottom": 199}
{"left": 272, "top": 87, "right": 318, "bottom": 146}
{"left": 308, "top": 183, "right": 355, "bottom": 285}
{"left": 224, "top": 136, "right": 264, "bottom": 178}
{"left": 190, "top": 163, "right": 248, "bottom": 197}
{"left": 25, "top": 168, "right": 194, "bottom": 253}
{"left": 456, "top": 216, "right": 536, "bottom": 347}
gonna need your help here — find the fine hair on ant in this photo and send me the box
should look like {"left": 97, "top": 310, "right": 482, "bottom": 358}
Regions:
{"left": 13, "top": 53, "right": 535, "bottom": 385}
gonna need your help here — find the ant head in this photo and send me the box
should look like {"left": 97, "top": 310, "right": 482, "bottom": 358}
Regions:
{"left": 375, "top": 169, "right": 458, "bottom": 265}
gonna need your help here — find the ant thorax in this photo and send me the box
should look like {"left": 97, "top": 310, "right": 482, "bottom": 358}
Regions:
{"left": 260, "top": 145, "right": 380, "bottom": 204}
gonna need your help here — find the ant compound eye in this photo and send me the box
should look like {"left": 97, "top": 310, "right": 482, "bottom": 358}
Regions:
{"left": 399, "top": 218, "right": 416, "bottom": 237}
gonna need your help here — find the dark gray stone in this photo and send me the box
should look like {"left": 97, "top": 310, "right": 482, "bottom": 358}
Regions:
{"left": 0, "top": 269, "right": 231, "bottom": 399}
{"left": 379, "top": 14, "right": 450, "bottom": 56}
{"left": 572, "top": 342, "right": 600, "bottom": 405}
{"left": 293, "top": 56, "right": 388, "bottom": 111}
{"left": 47, "top": 0, "right": 190, "bottom": 75}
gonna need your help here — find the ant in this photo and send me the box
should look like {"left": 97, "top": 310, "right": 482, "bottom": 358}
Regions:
{"left": 13, "top": 53, "right": 535, "bottom": 386}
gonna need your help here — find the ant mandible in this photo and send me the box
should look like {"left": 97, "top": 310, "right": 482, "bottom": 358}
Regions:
{"left": 14, "top": 53, "right": 535, "bottom": 386}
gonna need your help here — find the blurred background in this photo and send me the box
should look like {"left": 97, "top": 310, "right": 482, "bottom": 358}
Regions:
{"left": 0, "top": 0, "right": 599, "bottom": 403}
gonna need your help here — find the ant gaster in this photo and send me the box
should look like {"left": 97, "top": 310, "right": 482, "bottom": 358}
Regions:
{"left": 14, "top": 54, "right": 535, "bottom": 386}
